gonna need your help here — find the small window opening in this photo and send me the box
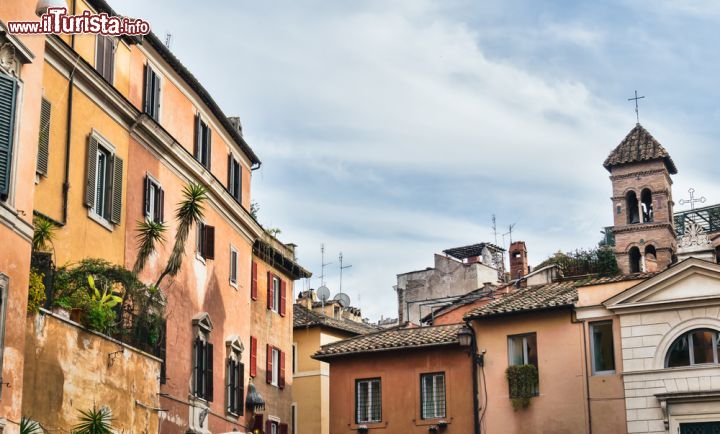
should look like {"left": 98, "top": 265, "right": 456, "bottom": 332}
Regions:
{"left": 641, "top": 189, "right": 653, "bottom": 223}
{"left": 626, "top": 191, "right": 640, "bottom": 224}
{"left": 629, "top": 247, "right": 642, "bottom": 273}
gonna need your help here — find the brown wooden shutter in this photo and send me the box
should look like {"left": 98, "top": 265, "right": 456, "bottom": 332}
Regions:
{"left": 203, "top": 225, "right": 215, "bottom": 260}
{"left": 143, "top": 175, "right": 151, "bottom": 217}
{"left": 36, "top": 98, "right": 51, "bottom": 176}
{"left": 193, "top": 114, "right": 201, "bottom": 159}
{"left": 251, "top": 261, "right": 258, "bottom": 300}
{"left": 206, "top": 342, "right": 213, "bottom": 401}
{"left": 227, "top": 154, "right": 234, "bottom": 196}
{"left": 253, "top": 414, "right": 264, "bottom": 431}
{"left": 265, "top": 421, "right": 272, "bottom": 434}
{"left": 279, "top": 350, "right": 286, "bottom": 389}
{"left": 266, "top": 344, "right": 273, "bottom": 384}
{"left": 84, "top": 135, "right": 99, "bottom": 208}
{"left": 143, "top": 63, "right": 151, "bottom": 113}
{"left": 280, "top": 279, "right": 287, "bottom": 317}
{"left": 267, "top": 271, "right": 273, "bottom": 310}
{"left": 279, "top": 423, "right": 288, "bottom": 434}
{"left": 238, "top": 362, "right": 245, "bottom": 415}
{"left": 249, "top": 336, "right": 257, "bottom": 377}
{"left": 109, "top": 155, "right": 123, "bottom": 224}
{"left": 193, "top": 338, "right": 202, "bottom": 396}
{"left": 158, "top": 187, "right": 165, "bottom": 222}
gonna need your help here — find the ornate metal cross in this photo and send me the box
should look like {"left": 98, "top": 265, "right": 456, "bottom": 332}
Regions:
{"left": 628, "top": 90, "right": 645, "bottom": 124}
{"left": 679, "top": 188, "right": 706, "bottom": 210}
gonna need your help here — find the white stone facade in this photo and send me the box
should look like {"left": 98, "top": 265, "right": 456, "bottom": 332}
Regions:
{"left": 606, "top": 259, "right": 720, "bottom": 434}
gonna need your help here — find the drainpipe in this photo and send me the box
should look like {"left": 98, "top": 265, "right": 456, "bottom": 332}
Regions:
{"left": 61, "top": 0, "right": 77, "bottom": 224}
{"left": 465, "top": 319, "right": 482, "bottom": 434}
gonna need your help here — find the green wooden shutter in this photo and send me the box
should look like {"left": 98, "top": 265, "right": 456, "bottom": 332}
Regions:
{"left": 84, "top": 135, "right": 98, "bottom": 208}
{"left": 143, "top": 64, "right": 151, "bottom": 114}
{"left": 110, "top": 155, "right": 123, "bottom": 224}
{"left": 0, "top": 73, "right": 17, "bottom": 200}
{"left": 37, "top": 98, "right": 51, "bottom": 176}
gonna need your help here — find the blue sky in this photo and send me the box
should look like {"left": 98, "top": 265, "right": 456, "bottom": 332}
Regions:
{"left": 118, "top": 0, "right": 720, "bottom": 320}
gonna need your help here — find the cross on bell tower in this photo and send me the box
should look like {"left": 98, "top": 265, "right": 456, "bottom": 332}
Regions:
{"left": 628, "top": 90, "right": 645, "bottom": 125}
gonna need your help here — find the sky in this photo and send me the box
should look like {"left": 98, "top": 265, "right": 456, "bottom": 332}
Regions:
{"left": 117, "top": 0, "right": 720, "bottom": 321}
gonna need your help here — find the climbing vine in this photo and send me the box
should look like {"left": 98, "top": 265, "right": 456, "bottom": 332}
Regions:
{"left": 506, "top": 364, "right": 539, "bottom": 410}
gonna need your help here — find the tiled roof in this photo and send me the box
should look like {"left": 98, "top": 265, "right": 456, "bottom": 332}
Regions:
{"left": 313, "top": 323, "right": 464, "bottom": 359}
{"left": 294, "top": 304, "right": 379, "bottom": 335}
{"left": 603, "top": 124, "right": 677, "bottom": 174}
{"left": 464, "top": 281, "right": 578, "bottom": 319}
{"left": 575, "top": 272, "right": 657, "bottom": 287}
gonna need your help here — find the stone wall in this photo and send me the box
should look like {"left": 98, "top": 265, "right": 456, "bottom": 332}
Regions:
{"left": 620, "top": 307, "right": 720, "bottom": 433}
{"left": 22, "top": 310, "right": 161, "bottom": 434}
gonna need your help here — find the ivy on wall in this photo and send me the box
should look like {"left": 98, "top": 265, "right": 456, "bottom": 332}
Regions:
{"left": 506, "top": 364, "right": 539, "bottom": 410}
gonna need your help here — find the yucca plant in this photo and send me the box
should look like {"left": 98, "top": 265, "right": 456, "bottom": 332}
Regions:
{"left": 132, "top": 219, "right": 167, "bottom": 275}
{"left": 32, "top": 216, "right": 56, "bottom": 252}
{"left": 20, "top": 417, "right": 42, "bottom": 434}
{"left": 72, "top": 406, "right": 114, "bottom": 434}
{"left": 155, "top": 182, "right": 207, "bottom": 288}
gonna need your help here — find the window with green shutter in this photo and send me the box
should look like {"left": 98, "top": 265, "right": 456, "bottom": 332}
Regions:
{"left": 0, "top": 73, "right": 18, "bottom": 201}
{"left": 37, "top": 98, "right": 51, "bottom": 176}
{"left": 85, "top": 133, "right": 123, "bottom": 226}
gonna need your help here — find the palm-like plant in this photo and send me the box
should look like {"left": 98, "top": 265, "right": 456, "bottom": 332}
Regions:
{"left": 20, "top": 417, "right": 42, "bottom": 434}
{"left": 32, "top": 216, "right": 56, "bottom": 252}
{"left": 132, "top": 219, "right": 167, "bottom": 275}
{"left": 72, "top": 406, "right": 114, "bottom": 434}
{"left": 155, "top": 182, "right": 207, "bottom": 288}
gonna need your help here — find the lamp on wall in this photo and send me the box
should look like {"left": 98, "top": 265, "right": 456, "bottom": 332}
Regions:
{"left": 36, "top": 0, "right": 69, "bottom": 16}
{"left": 457, "top": 326, "right": 473, "bottom": 348}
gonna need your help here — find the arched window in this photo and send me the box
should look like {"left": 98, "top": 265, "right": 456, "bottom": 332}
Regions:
{"left": 641, "top": 189, "right": 653, "bottom": 223}
{"left": 665, "top": 329, "right": 720, "bottom": 367}
{"left": 626, "top": 191, "right": 640, "bottom": 224}
{"left": 644, "top": 245, "right": 657, "bottom": 272}
{"left": 629, "top": 247, "right": 642, "bottom": 273}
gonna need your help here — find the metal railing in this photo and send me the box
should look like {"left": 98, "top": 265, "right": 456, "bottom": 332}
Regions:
{"left": 674, "top": 204, "right": 720, "bottom": 237}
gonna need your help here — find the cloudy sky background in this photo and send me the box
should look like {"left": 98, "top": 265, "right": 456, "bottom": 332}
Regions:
{"left": 118, "top": 0, "right": 720, "bottom": 321}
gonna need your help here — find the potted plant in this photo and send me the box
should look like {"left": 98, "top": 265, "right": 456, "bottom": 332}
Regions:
{"left": 73, "top": 405, "right": 114, "bottom": 434}
{"left": 506, "top": 364, "right": 539, "bottom": 410}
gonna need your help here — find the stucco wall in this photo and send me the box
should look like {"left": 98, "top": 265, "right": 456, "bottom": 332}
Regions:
{"left": 22, "top": 311, "right": 161, "bottom": 433}
{"left": 327, "top": 346, "right": 474, "bottom": 434}
{"left": 620, "top": 307, "right": 720, "bottom": 434}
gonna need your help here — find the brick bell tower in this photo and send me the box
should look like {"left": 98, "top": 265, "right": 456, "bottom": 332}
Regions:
{"left": 604, "top": 124, "right": 678, "bottom": 274}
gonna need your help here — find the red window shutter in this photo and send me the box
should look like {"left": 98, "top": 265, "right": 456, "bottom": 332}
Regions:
{"left": 265, "top": 420, "right": 272, "bottom": 434}
{"left": 280, "top": 423, "right": 288, "bottom": 434}
{"left": 250, "top": 336, "right": 257, "bottom": 377}
{"left": 253, "top": 414, "right": 264, "bottom": 430}
{"left": 280, "top": 279, "right": 287, "bottom": 317}
{"left": 266, "top": 344, "right": 273, "bottom": 384}
{"left": 267, "top": 271, "right": 273, "bottom": 310}
{"left": 204, "top": 225, "right": 215, "bottom": 260}
{"left": 251, "top": 262, "right": 258, "bottom": 300}
{"left": 279, "top": 350, "right": 286, "bottom": 389}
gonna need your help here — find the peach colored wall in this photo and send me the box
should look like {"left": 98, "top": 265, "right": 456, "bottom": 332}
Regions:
{"left": 433, "top": 297, "right": 492, "bottom": 325}
{"left": 0, "top": 1, "right": 47, "bottom": 430}
{"left": 248, "top": 257, "right": 295, "bottom": 428}
{"left": 576, "top": 280, "right": 642, "bottom": 308}
{"left": 328, "top": 347, "right": 475, "bottom": 434}
{"left": 472, "top": 309, "right": 627, "bottom": 434}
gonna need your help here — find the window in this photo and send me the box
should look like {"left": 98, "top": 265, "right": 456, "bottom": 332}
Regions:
{"left": 420, "top": 372, "right": 446, "bottom": 419}
{"left": 356, "top": 378, "right": 382, "bottom": 424}
{"left": 266, "top": 345, "right": 285, "bottom": 389}
{"left": 95, "top": 35, "right": 115, "bottom": 83}
{"left": 590, "top": 321, "right": 615, "bottom": 374}
{"left": 227, "top": 155, "right": 241, "bottom": 203}
{"left": 251, "top": 262, "right": 258, "bottom": 300}
{"left": 641, "top": 188, "right": 654, "bottom": 223}
{"left": 192, "top": 332, "right": 214, "bottom": 402}
{"left": 626, "top": 191, "right": 639, "bottom": 224}
{"left": 666, "top": 329, "right": 720, "bottom": 368}
{"left": 84, "top": 134, "right": 123, "bottom": 225}
{"left": 292, "top": 343, "right": 297, "bottom": 374}
{"left": 0, "top": 274, "right": 9, "bottom": 400}
{"left": 226, "top": 340, "right": 244, "bottom": 416}
{"left": 143, "top": 64, "right": 161, "bottom": 121}
{"left": 508, "top": 333, "right": 538, "bottom": 367}
{"left": 292, "top": 403, "right": 297, "bottom": 434}
{"left": 267, "top": 272, "right": 286, "bottom": 316}
{"left": 229, "top": 246, "right": 238, "bottom": 286}
{"left": 0, "top": 73, "right": 18, "bottom": 201}
{"left": 265, "top": 421, "right": 287, "bottom": 434}
{"left": 197, "top": 223, "right": 215, "bottom": 260}
{"left": 144, "top": 175, "right": 164, "bottom": 223}
{"left": 37, "top": 98, "right": 51, "bottom": 176}
{"left": 629, "top": 247, "right": 642, "bottom": 273}
{"left": 194, "top": 115, "right": 211, "bottom": 169}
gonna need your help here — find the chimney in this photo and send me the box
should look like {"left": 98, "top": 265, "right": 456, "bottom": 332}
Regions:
{"left": 509, "top": 241, "right": 529, "bottom": 279}
{"left": 227, "top": 116, "right": 243, "bottom": 136}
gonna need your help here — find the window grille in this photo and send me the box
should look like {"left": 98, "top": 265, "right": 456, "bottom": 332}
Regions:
{"left": 356, "top": 378, "right": 381, "bottom": 423}
{"left": 421, "top": 372, "right": 446, "bottom": 419}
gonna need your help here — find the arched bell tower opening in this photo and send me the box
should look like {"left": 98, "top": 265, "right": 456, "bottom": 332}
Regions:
{"left": 629, "top": 247, "right": 642, "bottom": 273}
{"left": 626, "top": 191, "right": 640, "bottom": 224}
{"left": 604, "top": 124, "right": 678, "bottom": 274}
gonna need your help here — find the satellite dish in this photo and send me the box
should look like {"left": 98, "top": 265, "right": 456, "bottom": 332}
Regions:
{"left": 317, "top": 286, "right": 331, "bottom": 303}
{"left": 334, "top": 292, "right": 351, "bottom": 308}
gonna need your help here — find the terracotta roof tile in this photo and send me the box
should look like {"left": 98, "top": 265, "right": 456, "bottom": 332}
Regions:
{"left": 314, "top": 323, "right": 464, "bottom": 359}
{"left": 464, "top": 281, "right": 578, "bottom": 319}
{"left": 294, "top": 304, "right": 379, "bottom": 335}
{"left": 603, "top": 124, "right": 677, "bottom": 174}
{"left": 575, "top": 272, "right": 657, "bottom": 287}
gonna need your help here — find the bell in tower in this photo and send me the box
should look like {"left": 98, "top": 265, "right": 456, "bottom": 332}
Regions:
{"left": 604, "top": 124, "right": 678, "bottom": 274}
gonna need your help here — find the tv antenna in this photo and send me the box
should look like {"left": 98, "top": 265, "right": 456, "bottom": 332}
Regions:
{"left": 164, "top": 33, "right": 173, "bottom": 49}
{"left": 319, "top": 244, "right": 332, "bottom": 287}
{"left": 492, "top": 214, "right": 498, "bottom": 245}
{"left": 339, "top": 252, "right": 352, "bottom": 293}
{"left": 502, "top": 223, "right": 516, "bottom": 246}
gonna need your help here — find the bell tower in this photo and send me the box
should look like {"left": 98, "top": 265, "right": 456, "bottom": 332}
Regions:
{"left": 604, "top": 124, "right": 678, "bottom": 274}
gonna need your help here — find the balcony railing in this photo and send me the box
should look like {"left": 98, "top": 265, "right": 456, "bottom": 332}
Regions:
{"left": 674, "top": 204, "right": 720, "bottom": 237}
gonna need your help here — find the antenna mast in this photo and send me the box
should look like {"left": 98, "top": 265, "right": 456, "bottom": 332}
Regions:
{"left": 320, "top": 244, "right": 332, "bottom": 287}
{"left": 492, "top": 214, "right": 498, "bottom": 245}
{"left": 339, "top": 252, "right": 352, "bottom": 293}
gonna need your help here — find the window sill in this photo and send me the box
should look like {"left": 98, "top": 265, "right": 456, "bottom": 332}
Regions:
{"left": 87, "top": 209, "right": 114, "bottom": 232}
{"left": 415, "top": 418, "right": 450, "bottom": 427}
{"left": 195, "top": 252, "right": 206, "bottom": 265}
{"left": 352, "top": 421, "right": 387, "bottom": 430}
{"left": 229, "top": 279, "right": 238, "bottom": 289}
